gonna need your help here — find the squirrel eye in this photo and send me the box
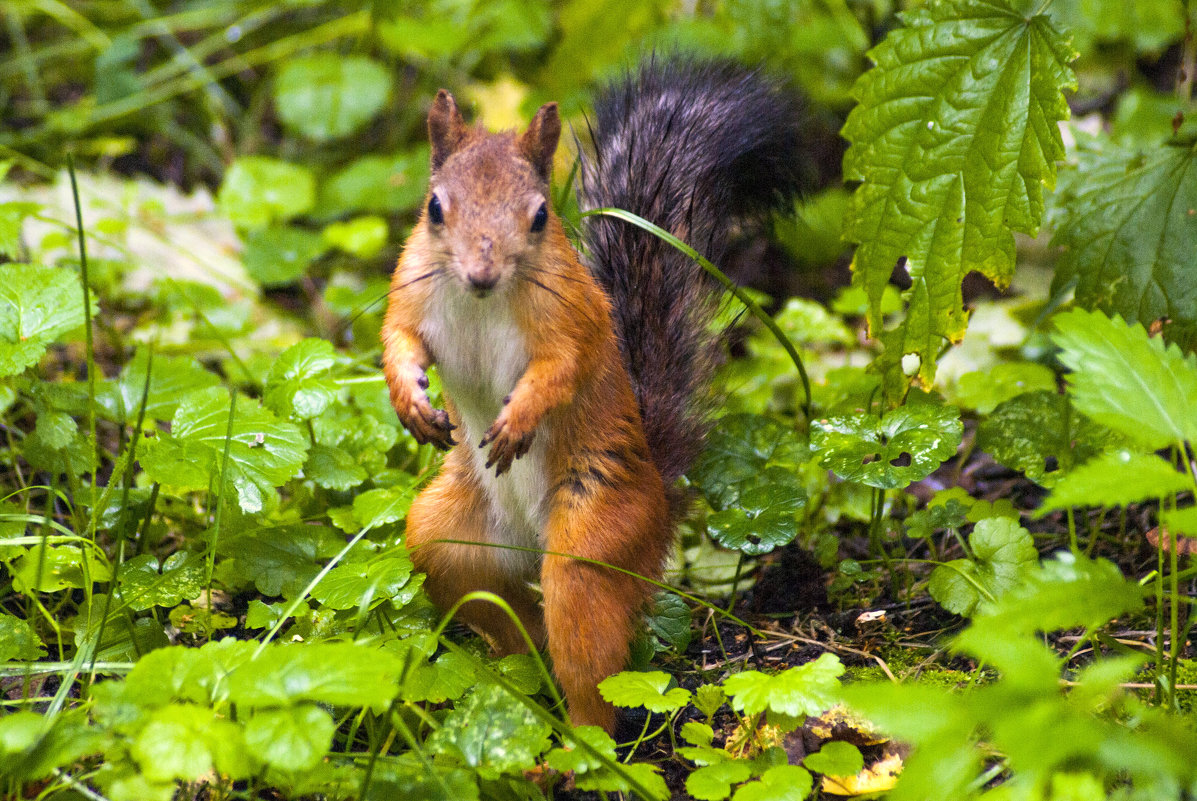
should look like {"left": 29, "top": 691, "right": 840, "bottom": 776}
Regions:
{"left": 530, "top": 202, "right": 548, "bottom": 233}
{"left": 427, "top": 194, "right": 444, "bottom": 225}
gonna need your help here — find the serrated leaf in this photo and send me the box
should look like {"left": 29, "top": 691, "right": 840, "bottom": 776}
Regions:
{"left": 428, "top": 684, "right": 551, "bottom": 779}
{"left": 97, "top": 348, "right": 221, "bottom": 424}
{"left": 0, "top": 614, "right": 45, "bottom": 661}
{"left": 646, "top": 592, "right": 692, "bottom": 652}
{"left": 218, "top": 156, "right": 315, "bottom": 229}
{"left": 404, "top": 650, "right": 477, "bottom": 704}
{"left": 306, "top": 443, "right": 369, "bottom": 490}
{"left": 273, "top": 54, "right": 391, "bottom": 141}
{"left": 264, "top": 338, "right": 340, "bottom": 421}
{"left": 1051, "top": 308, "right": 1197, "bottom": 449}
{"left": 843, "top": 0, "right": 1075, "bottom": 383}
{"left": 223, "top": 524, "right": 344, "bottom": 597}
{"left": 929, "top": 517, "right": 1038, "bottom": 616}
{"left": 311, "top": 554, "right": 413, "bottom": 610}
{"left": 691, "top": 414, "right": 812, "bottom": 510}
{"left": 140, "top": 387, "right": 309, "bottom": 513}
{"left": 723, "top": 653, "right": 844, "bottom": 718}
{"left": 243, "top": 704, "right": 335, "bottom": 772}
{"left": 1052, "top": 143, "right": 1197, "bottom": 333}
{"left": 1038, "top": 450, "right": 1191, "bottom": 514}
{"left": 707, "top": 467, "right": 806, "bottom": 555}
{"left": 812, "top": 403, "right": 962, "bottom": 489}
{"left": 226, "top": 642, "right": 404, "bottom": 709}
{"left": 354, "top": 481, "right": 418, "bottom": 530}
{"left": 598, "top": 671, "right": 691, "bottom": 713}
{"left": 733, "top": 764, "right": 814, "bottom": 801}
{"left": 545, "top": 725, "right": 616, "bottom": 775}
{"left": 0, "top": 263, "right": 95, "bottom": 377}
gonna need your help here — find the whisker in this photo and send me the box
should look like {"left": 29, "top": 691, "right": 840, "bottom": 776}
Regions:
{"left": 521, "top": 264, "right": 590, "bottom": 286}
{"left": 337, "top": 268, "right": 446, "bottom": 335}
{"left": 520, "top": 275, "right": 599, "bottom": 327}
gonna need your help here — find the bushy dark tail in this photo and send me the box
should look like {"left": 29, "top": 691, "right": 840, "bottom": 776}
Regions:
{"left": 580, "top": 56, "right": 809, "bottom": 482}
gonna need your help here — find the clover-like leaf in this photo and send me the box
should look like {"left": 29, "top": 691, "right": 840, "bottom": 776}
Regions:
{"left": 273, "top": 54, "right": 391, "bottom": 141}
{"left": 803, "top": 741, "right": 864, "bottom": 777}
{"left": 243, "top": 704, "right": 335, "bottom": 772}
{"left": 1051, "top": 308, "right": 1197, "bottom": 450}
{"left": 599, "top": 670, "right": 691, "bottom": 714}
{"left": 812, "top": 402, "right": 961, "bottom": 489}
{"left": 843, "top": 0, "right": 1076, "bottom": 383}
{"left": 1052, "top": 143, "right": 1197, "bottom": 336}
{"left": 264, "top": 338, "right": 340, "bottom": 421}
{"left": 428, "top": 684, "right": 551, "bottom": 780}
{"left": 723, "top": 653, "right": 844, "bottom": 719}
{"left": 140, "top": 387, "right": 309, "bottom": 513}
{"left": 0, "top": 263, "right": 96, "bottom": 378}
{"left": 929, "top": 517, "right": 1038, "bottom": 617}
{"left": 1038, "top": 450, "right": 1191, "bottom": 515}
{"left": 706, "top": 467, "right": 806, "bottom": 556}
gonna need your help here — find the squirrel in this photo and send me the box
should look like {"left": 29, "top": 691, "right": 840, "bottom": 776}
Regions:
{"left": 382, "top": 57, "right": 806, "bottom": 733}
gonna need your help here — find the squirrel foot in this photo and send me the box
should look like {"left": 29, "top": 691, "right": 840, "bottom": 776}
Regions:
{"left": 392, "top": 368, "right": 457, "bottom": 450}
{"left": 479, "top": 409, "right": 535, "bottom": 475}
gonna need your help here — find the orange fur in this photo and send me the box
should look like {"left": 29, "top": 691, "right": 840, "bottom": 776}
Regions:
{"left": 382, "top": 93, "right": 670, "bottom": 732}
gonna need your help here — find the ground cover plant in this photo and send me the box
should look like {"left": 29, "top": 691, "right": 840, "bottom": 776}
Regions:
{"left": 1, "top": 0, "right": 1196, "bottom": 798}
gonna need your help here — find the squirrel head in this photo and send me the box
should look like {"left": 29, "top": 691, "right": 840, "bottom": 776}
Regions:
{"left": 423, "top": 91, "right": 562, "bottom": 299}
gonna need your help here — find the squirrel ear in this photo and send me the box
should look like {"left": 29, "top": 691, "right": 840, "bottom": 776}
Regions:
{"left": 520, "top": 102, "right": 560, "bottom": 182}
{"left": 428, "top": 90, "right": 467, "bottom": 171}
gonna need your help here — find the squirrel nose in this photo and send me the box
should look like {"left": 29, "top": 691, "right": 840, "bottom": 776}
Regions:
{"left": 468, "top": 273, "right": 499, "bottom": 294}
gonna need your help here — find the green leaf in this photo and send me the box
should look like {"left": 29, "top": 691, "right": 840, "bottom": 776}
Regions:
{"left": 264, "top": 338, "right": 340, "bottom": 421}
{"left": 226, "top": 642, "right": 404, "bottom": 709}
{"left": 311, "top": 554, "right": 413, "bottom": 610}
{"left": 598, "top": 670, "right": 691, "bottom": 713}
{"left": 812, "top": 403, "right": 962, "bottom": 489}
{"left": 545, "top": 725, "right": 616, "bottom": 775}
{"left": 243, "top": 225, "right": 327, "bottom": 287}
{"left": 1052, "top": 143, "right": 1197, "bottom": 333}
{"left": 803, "top": 740, "right": 863, "bottom": 777}
{"left": 97, "top": 348, "right": 221, "bottom": 424}
{"left": 928, "top": 517, "right": 1039, "bottom": 616}
{"left": 723, "top": 653, "right": 844, "bottom": 719}
{"left": 273, "top": 54, "right": 391, "bottom": 141}
{"left": 1051, "top": 308, "right": 1197, "bottom": 449}
{"left": 1038, "top": 450, "right": 1191, "bottom": 514}
{"left": 218, "top": 156, "right": 315, "bottom": 229}
{"left": 706, "top": 467, "right": 806, "bottom": 555}
{"left": 688, "top": 759, "right": 754, "bottom": 801}
{"left": 140, "top": 387, "right": 309, "bottom": 513}
{"left": 842, "top": 0, "right": 1075, "bottom": 383}
{"left": 320, "top": 148, "right": 431, "bottom": 217}
{"left": 118, "top": 552, "right": 206, "bottom": 610}
{"left": 404, "top": 650, "right": 477, "bottom": 704}
{"left": 953, "top": 361, "right": 1057, "bottom": 414}
{"left": 11, "top": 544, "right": 111, "bottom": 593}
{"left": 1161, "top": 506, "right": 1197, "bottom": 536}
{"left": 646, "top": 592, "right": 692, "bottom": 652}
{"left": 222, "top": 524, "right": 344, "bottom": 597}
{"left": 0, "top": 710, "right": 103, "bottom": 782}
{"left": 243, "top": 703, "right": 335, "bottom": 772}
{"left": 0, "top": 613, "right": 45, "bottom": 661}
{"left": 0, "top": 263, "right": 95, "bottom": 377}
{"left": 690, "top": 414, "right": 811, "bottom": 510}
{"left": 353, "top": 481, "right": 418, "bottom": 530}
{"left": 306, "top": 443, "right": 369, "bottom": 491}
{"left": 323, "top": 215, "right": 388, "bottom": 258}
{"left": 0, "top": 200, "right": 40, "bottom": 259}
{"left": 428, "top": 684, "right": 551, "bottom": 779}
{"left": 732, "top": 765, "right": 814, "bottom": 801}
{"left": 131, "top": 703, "right": 249, "bottom": 783}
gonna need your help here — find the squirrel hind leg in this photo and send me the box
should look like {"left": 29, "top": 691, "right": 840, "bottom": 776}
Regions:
{"left": 406, "top": 463, "right": 545, "bottom": 654}
{"left": 540, "top": 484, "right": 672, "bottom": 733}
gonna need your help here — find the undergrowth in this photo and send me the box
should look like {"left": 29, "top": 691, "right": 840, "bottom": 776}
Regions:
{"left": 2, "top": 0, "right": 1197, "bottom": 799}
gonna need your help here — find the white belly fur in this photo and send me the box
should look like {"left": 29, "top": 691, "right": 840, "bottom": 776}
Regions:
{"left": 419, "top": 288, "right": 550, "bottom": 561}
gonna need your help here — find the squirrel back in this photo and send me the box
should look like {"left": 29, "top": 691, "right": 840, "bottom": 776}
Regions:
{"left": 580, "top": 57, "right": 809, "bottom": 482}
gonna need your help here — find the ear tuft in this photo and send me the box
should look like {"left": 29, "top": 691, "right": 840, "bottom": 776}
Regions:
{"left": 428, "top": 90, "right": 467, "bottom": 170}
{"left": 520, "top": 102, "right": 561, "bottom": 182}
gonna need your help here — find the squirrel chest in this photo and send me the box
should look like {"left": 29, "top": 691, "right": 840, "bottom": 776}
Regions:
{"left": 418, "top": 288, "right": 551, "bottom": 545}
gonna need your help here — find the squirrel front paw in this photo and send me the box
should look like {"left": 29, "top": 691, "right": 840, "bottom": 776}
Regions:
{"left": 390, "top": 369, "right": 456, "bottom": 450}
{"left": 479, "top": 405, "right": 535, "bottom": 476}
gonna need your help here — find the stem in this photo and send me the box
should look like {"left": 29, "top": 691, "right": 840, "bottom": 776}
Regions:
{"left": 66, "top": 157, "right": 98, "bottom": 537}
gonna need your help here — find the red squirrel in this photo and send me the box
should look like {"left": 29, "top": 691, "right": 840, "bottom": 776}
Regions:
{"left": 382, "top": 59, "right": 805, "bottom": 732}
